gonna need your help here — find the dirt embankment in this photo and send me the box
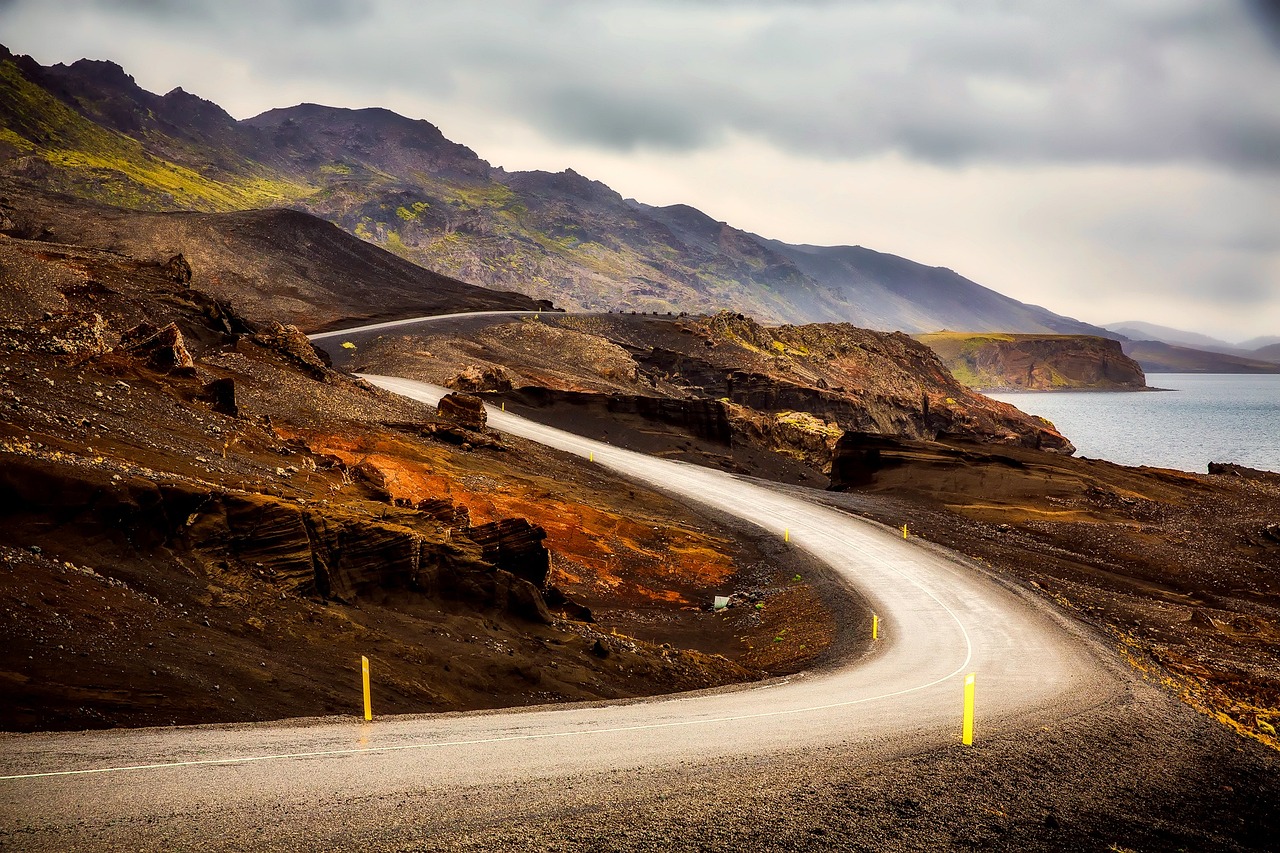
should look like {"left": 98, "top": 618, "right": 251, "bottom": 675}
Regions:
{"left": 0, "top": 235, "right": 838, "bottom": 731}
{"left": 916, "top": 331, "right": 1148, "bottom": 391}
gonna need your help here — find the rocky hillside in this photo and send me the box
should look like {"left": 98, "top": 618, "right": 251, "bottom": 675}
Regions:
{"left": 336, "top": 311, "right": 1074, "bottom": 484}
{"left": 0, "top": 231, "right": 846, "bottom": 732}
{"left": 917, "top": 332, "right": 1149, "bottom": 390}
{"left": 0, "top": 44, "right": 1110, "bottom": 334}
{"left": 0, "top": 185, "right": 546, "bottom": 331}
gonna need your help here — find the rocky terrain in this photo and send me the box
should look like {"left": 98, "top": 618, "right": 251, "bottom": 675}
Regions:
{"left": 0, "top": 44, "right": 1112, "bottom": 335}
{"left": 342, "top": 312, "right": 1280, "bottom": 750}
{"left": 0, "top": 184, "right": 547, "bottom": 331}
{"left": 335, "top": 311, "right": 1073, "bottom": 483}
{"left": 916, "top": 331, "right": 1149, "bottom": 390}
{"left": 820, "top": 437, "right": 1280, "bottom": 750}
{"left": 0, "top": 231, "right": 845, "bottom": 732}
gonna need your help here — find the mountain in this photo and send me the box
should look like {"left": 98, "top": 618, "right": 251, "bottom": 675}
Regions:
{"left": 0, "top": 44, "right": 1111, "bottom": 335}
{"left": 1105, "top": 321, "right": 1280, "bottom": 364}
{"left": 1119, "top": 340, "right": 1280, "bottom": 374}
{"left": 0, "top": 185, "right": 545, "bottom": 331}
{"left": 1252, "top": 342, "right": 1280, "bottom": 363}
{"left": 1104, "top": 321, "right": 1240, "bottom": 353}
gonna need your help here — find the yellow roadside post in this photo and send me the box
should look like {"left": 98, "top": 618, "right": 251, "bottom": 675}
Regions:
{"left": 784, "top": 528, "right": 789, "bottom": 543}
{"left": 362, "top": 655, "right": 372, "bottom": 722}
{"left": 872, "top": 614, "right": 879, "bottom": 640}
{"left": 589, "top": 451, "right": 594, "bottom": 462}
{"left": 902, "top": 524, "right": 909, "bottom": 539}
{"left": 962, "top": 672, "right": 976, "bottom": 745}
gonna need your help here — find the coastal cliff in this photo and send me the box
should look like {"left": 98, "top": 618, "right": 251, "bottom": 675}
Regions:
{"left": 916, "top": 332, "right": 1147, "bottom": 391}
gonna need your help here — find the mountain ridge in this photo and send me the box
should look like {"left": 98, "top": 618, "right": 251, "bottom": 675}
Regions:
{"left": 1, "top": 44, "right": 1116, "bottom": 336}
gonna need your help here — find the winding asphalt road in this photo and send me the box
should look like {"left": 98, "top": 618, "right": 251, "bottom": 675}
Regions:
{"left": 0, "top": 353, "right": 1114, "bottom": 850}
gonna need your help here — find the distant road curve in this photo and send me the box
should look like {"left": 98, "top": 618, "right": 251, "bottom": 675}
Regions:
{"left": 0, "top": 320, "right": 1113, "bottom": 851}
{"left": 307, "top": 309, "right": 548, "bottom": 341}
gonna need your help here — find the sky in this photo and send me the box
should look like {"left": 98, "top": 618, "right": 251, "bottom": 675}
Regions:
{"left": 2, "top": 0, "right": 1279, "bottom": 342}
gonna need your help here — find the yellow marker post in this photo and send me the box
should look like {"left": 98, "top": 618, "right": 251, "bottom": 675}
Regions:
{"left": 501, "top": 402, "right": 505, "bottom": 412}
{"left": 902, "top": 524, "right": 909, "bottom": 539}
{"left": 784, "top": 528, "right": 789, "bottom": 543}
{"left": 872, "top": 614, "right": 879, "bottom": 640}
{"left": 589, "top": 451, "right": 594, "bottom": 462}
{"left": 961, "top": 672, "right": 976, "bottom": 745}
{"left": 361, "top": 655, "right": 372, "bottom": 722}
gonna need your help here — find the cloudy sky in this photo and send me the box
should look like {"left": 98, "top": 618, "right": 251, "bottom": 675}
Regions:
{"left": 3, "top": 0, "right": 1279, "bottom": 341}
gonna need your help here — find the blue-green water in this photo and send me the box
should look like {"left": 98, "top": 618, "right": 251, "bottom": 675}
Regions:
{"left": 987, "top": 374, "right": 1280, "bottom": 474}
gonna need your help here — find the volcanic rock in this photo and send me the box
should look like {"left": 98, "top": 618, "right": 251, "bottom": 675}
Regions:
{"left": 162, "top": 253, "right": 192, "bottom": 285}
{"left": 0, "top": 310, "right": 110, "bottom": 356}
{"left": 468, "top": 518, "right": 551, "bottom": 588}
{"left": 252, "top": 322, "right": 330, "bottom": 379}
{"left": 1208, "top": 462, "right": 1280, "bottom": 484}
{"left": 201, "top": 377, "right": 238, "bottom": 416}
{"left": 119, "top": 321, "right": 195, "bottom": 371}
{"left": 437, "top": 392, "right": 487, "bottom": 432}
{"left": 448, "top": 364, "right": 514, "bottom": 393}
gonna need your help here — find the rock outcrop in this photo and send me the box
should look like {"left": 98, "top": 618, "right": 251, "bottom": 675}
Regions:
{"left": 0, "top": 310, "right": 110, "bottom": 355}
{"left": 437, "top": 392, "right": 488, "bottom": 431}
{"left": 119, "top": 321, "right": 195, "bottom": 371}
{"left": 0, "top": 453, "right": 556, "bottom": 623}
{"left": 916, "top": 332, "right": 1147, "bottom": 391}
{"left": 448, "top": 364, "right": 514, "bottom": 393}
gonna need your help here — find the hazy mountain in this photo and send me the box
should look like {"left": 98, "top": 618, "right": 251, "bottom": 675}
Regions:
{"left": 1250, "top": 342, "right": 1280, "bottom": 364}
{"left": 1104, "top": 321, "right": 1243, "bottom": 354}
{"left": 1239, "top": 336, "right": 1280, "bottom": 352}
{"left": 0, "top": 44, "right": 1116, "bottom": 335}
{"left": 1119, "top": 340, "right": 1280, "bottom": 374}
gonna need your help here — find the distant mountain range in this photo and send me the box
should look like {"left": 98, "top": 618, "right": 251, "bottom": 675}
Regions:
{"left": 1102, "top": 321, "right": 1280, "bottom": 373}
{"left": 0, "top": 44, "right": 1114, "bottom": 336}
{"left": 1104, "top": 321, "right": 1280, "bottom": 359}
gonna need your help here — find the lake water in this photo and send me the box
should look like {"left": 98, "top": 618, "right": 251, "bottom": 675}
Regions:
{"left": 987, "top": 374, "right": 1280, "bottom": 474}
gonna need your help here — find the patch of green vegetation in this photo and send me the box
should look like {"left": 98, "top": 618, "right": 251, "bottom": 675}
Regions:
{"left": 395, "top": 200, "right": 430, "bottom": 221}
{"left": 0, "top": 59, "right": 311, "bottom": 211}
{"left": 0, "top": 126, "right": 34, "bottom": 152}
{"left": 383, "top": 228, "right": 412, "bottom": 257}
{"left": 448, "top": 182, "right": 517, "bottom": 210}
{"left": 940, "top": 360, "right": 983, "bottom": 388}
{"left": 318, "top": 162, "right": 352, "bottom": 176}
{"left": 775, "top": 411, "right": 843, "bottom": 440}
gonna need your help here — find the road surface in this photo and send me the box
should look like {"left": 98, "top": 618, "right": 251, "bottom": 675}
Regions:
{"left": 0, "top": 373, "right": 1113, "bottom": 851}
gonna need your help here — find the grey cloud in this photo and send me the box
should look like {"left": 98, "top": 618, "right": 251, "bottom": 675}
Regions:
{"left": 7, "top": 0, "right": 1278, "bottom": 171}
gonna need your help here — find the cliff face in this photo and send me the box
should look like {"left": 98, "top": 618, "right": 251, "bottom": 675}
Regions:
{"left": 916, "top": 332, "right": 1147, "bottom": 391}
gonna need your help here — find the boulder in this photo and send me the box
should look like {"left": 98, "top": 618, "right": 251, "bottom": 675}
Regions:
{"left": 202, "top": 377, "right": 238, "bottom": 416}
{"left": 119, "top": 322, "right": 195, "bottom": 371}
{"left": 162, "top": 253, "right": 192, "bottom": 285}
{"left": 438, "top": 392, "right": 487, "bottom": 431}
{"left": 252, "top": 322, "right": 330, "bottom": 379}
{"left": 448, "top": 364, "right": 514, "bottom": 393}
